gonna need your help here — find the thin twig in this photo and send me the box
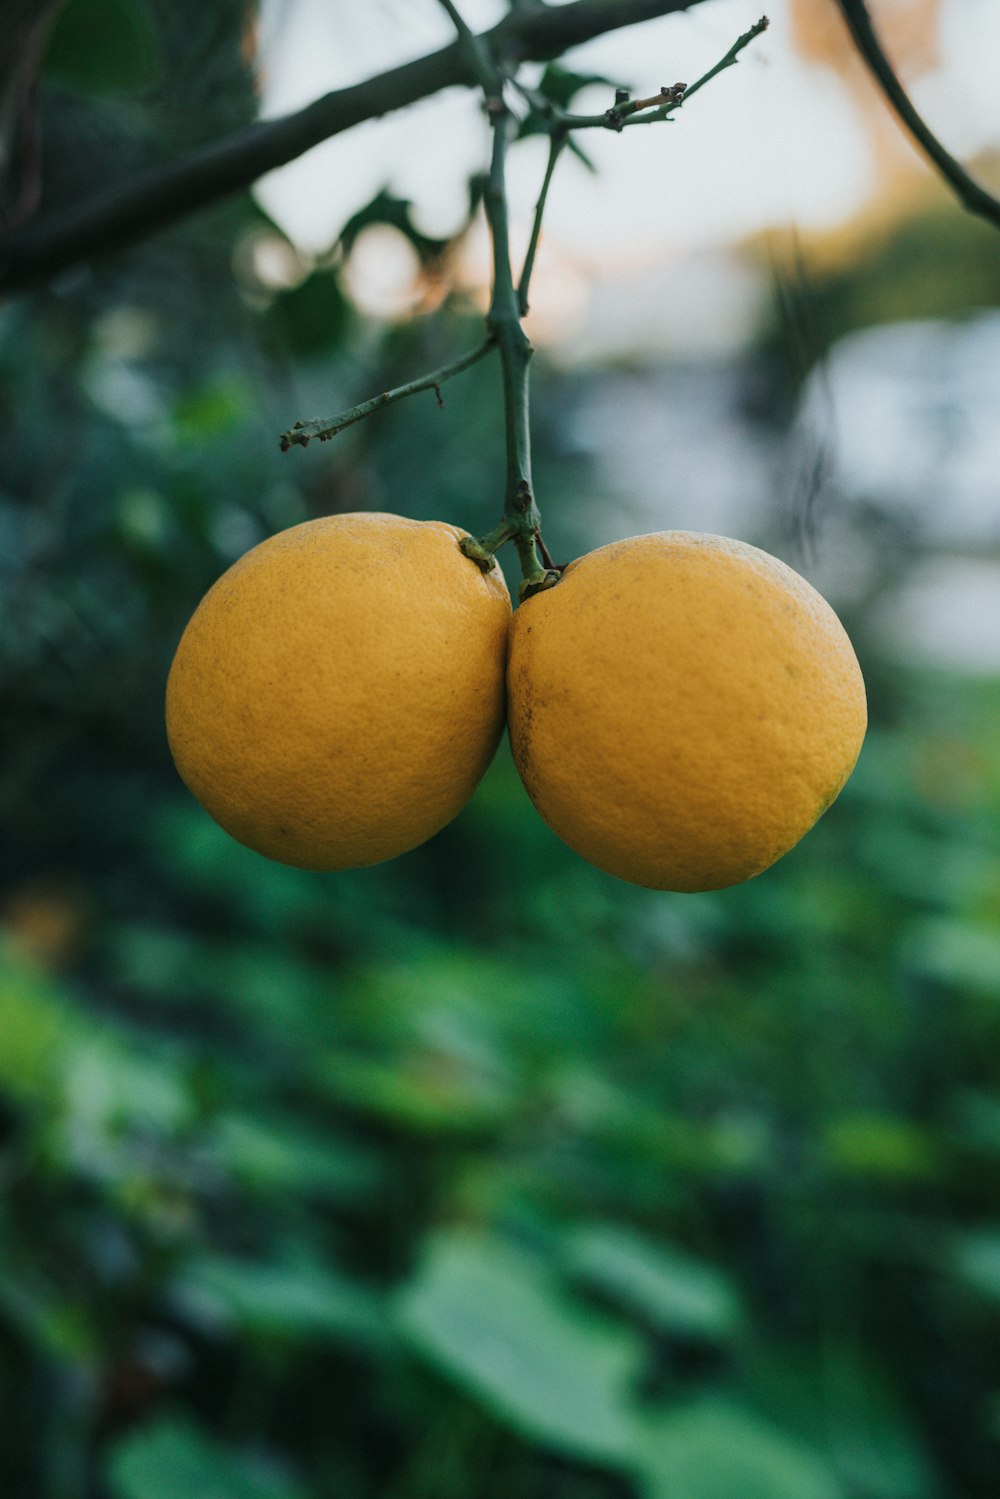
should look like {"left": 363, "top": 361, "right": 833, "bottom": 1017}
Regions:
{"left": 561, "top": 16, "right": 768, "bottom": 130}
{"left": 278, "top": 337, "right": 496, "bottom": 450}
{"left": 832, "top": 0, "right": 1000, "bottom": 232}
{"left": 440, "top": 0, "right": 550, "bottom": 591}
{"left": 675, "top": 14, "right": 768, "bottom": 106}
{"left": 518, "top": 128, "right": 566, "bottom": 316}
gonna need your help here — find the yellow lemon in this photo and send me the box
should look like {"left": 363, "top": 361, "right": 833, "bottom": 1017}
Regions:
{"left": 507, "top": 531, "right": 866, "bottom": 891}
{"left": 166, "top": 513, "right": 510, "bottom": 870}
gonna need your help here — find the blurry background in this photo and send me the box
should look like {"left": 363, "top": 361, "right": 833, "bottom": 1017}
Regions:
{"left": 2, "top": 0, "right": 1000, "bottom": 1495}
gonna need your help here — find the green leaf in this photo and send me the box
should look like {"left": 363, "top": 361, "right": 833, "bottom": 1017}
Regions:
{"left": 536, "top": 63, "right": 622, "bottom": 111}
{"left": 339, "top": 190, "right": 449, "bottom": 265}
{"left": 821, "top": 1115, "right": 945, "bottom": 1182}
{"left": 395, "top": 1228, "right": 641, "bottom": 1463}
{"left": 172, "top": 380, "right": 252, "bottom": 443}
{"left": 953, "top": 1229, "right": 1000, "bottom": 1303}
{"left": 177, "top": 1254, "right": 384, "bottom": 1345}
{"left": 107, "top": 1416, "right": 307, "bottom": 1499}
{"left": 953, "top": 1091, "right": 1000, "bottom": 1155}
{"left": 264, "top": 270, "right": 353, "bottom": 358}
{"left": 636, "top": 1401, "right": 844, "bottom": 1499}
{"left": 744, "top": 1345, "right": 938, "bottom": 1499}
{"left": 317, "top": 1052, "right": 512, "bottom": 1134}
{"left": 212, "top": 1112, "right": 380, "bottom": 1202}
{"left": 0, "top": 947, "right": 80, "bottom": 1104}
{"left": 904, "top": 917, "right": 1000, "bottom": 997}
{"left": 45, "top": 0, "right": 160, "bottom": 95}
{"left": 564, "top": 1223, "right": 743, "bottom": 1342}
{"left": 821, "top": 1351, "right": 938, "bottom": 1499}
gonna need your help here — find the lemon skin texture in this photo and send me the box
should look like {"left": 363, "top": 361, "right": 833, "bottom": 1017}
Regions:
{"left": 166, "top": 513, "right": 510, "bottom": 870}
{"left": 507, "top": 531, "right": 867, "bottom": 892}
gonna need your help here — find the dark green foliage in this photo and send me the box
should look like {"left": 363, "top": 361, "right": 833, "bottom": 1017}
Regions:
{"left": 44, "top": 0, "right": 161, "bottom": 96}
{"left": 264, "top": 269, "right": 354, "bottom": 360}
{"left": 339, "top": 190, "right": 452, "bottom": 267}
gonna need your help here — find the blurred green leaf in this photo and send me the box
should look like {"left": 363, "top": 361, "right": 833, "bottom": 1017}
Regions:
{"left": 903, "top": 917, "right": 1000, "bottom": 997}
{"left": 172, "top": 379, "right": 253, "bottom": 443}
{"left": 176, "top": 1254, "right": 384, "bottom": 1345}
{"left": 107, "top": 1416, "right": 306, "bottom": 1499}
{"left": 212, "top": 1112, "right": 380, "bottom": 1201}
{"left": 340, "top": 190, "right": 449, "bottom": 265}
{"left": 536, "top": 62, "right": 621, "bottom": 110}
{"left": 0, "top": 947, "right": 79, "bottom": 1104}
{"left": 107, "top": 922, "right": 332, "bottom": 1037}
{"left": 316, "top": 1052, "right": 513, "bottom": 1133}
{"left": 563, "top": 1222, "right": 743, "bottom": 1342}
{"left": 822, "top": 1350, "right": 938, "bottom": 1499}
{"left": 264, "top": 270, "right": 353, "bottom": 358}
{"left": 953, "top": 1229, "right": 1000, "bottom": 1304}
{"left": 45, "top": 0, "right": 160, "bottom": 95}
{"left": 636, "top": 1401, "right": 844, "bottom": 1499}
{"left": 952, "top": 1090, "right": 1000, "bottom": 1154}
{"left": 66, "top": 1038, "right": 191, "bottom": 1134}
{"left": 743, "top": 1345, "right": 938, "bottom": 1499}
{"left": 395, "top": 1228, "right": 641, "bottom": 1463}
{"left": 822, "top": 1114, "right": 945, "bottom": 1182}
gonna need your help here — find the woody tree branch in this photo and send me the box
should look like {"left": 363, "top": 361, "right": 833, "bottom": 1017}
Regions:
{"left": 0, "top": 0, "right": 707, "bottom": 294}
{"left": 832, "top": 0, "right": 1000, "bottom": 232}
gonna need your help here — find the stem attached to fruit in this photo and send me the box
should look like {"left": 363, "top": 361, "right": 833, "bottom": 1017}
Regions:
{"left": 280, "top": 6, "right": 771, "bottom": 598}
{"left": 457, "top": 15, "right": 769, "bottom": 597}
{"left": 442, "top": 4, "right": 560, "bottom": 600}
{"left": 484, "top": 111, "right": 552, "bottom": 591}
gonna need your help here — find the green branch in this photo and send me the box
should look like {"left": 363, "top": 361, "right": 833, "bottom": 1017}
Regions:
{"left": 518, "top": 128, "right": 567, "bottom": 317}
{"left": 436, "top": 0, "right": 554, "bottom": 595}
{"left": 561, "top": 15, "right": 769, "bottom": 130}
{"left": 832, "top": 0, "right": 1000, "bottom": 232}
{"left": 278, "top": 337, "right": 496, "bottom": 451}
{"left": 672, "top": 14, "right": 768, "bottom": 106}
{"left": 435, "top": 0, "right": 500, "bottom": 99}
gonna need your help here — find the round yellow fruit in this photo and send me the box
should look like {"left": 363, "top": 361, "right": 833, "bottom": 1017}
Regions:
{"left": 507, "top": 530, "right": 867, "bottom": 892}
{"left": 166, "top": 513, "right": 510, "bottom": 870}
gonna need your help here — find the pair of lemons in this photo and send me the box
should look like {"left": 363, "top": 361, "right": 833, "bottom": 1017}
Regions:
{"left": 165, "top": 513, "right": 867, "bottom": 892}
